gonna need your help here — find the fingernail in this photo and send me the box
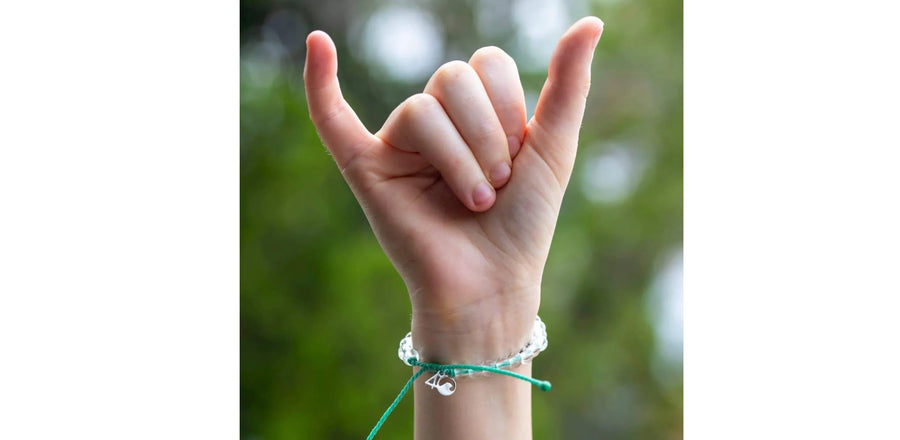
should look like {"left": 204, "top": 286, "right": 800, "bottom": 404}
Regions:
{"left": 490, "top": 162, "right": 511, "bottom": 187}
{"left": 472, "top": 182, "right": 494, "bottom": 207}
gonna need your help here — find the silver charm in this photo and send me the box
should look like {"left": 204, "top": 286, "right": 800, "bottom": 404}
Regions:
{"left": 424, "top": 371, "right": 456, "bottom": 396}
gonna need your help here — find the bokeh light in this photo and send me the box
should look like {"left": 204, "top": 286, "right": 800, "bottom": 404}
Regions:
{"left": 359, "top": 6, "right": 443, "bottom": 82}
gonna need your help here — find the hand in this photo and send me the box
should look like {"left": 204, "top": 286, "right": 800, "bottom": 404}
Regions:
{"left": 304, "top": 17, "right": 603, "bottom": 364}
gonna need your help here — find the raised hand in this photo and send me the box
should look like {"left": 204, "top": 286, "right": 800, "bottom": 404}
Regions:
{"left": 304, "top": 17, "right": 603, "bottom": 365}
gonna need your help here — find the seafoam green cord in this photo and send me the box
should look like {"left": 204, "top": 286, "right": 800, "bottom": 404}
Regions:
{"left": 366, "top": 358, "right": 551, "bottom": 440}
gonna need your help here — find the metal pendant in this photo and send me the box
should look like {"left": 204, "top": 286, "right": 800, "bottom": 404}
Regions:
{"left": 424, "top": 371, "right": 456, "bottom": 396}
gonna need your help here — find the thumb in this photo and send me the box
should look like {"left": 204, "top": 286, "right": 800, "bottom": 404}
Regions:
{"left": 529, "top": 17, "right": 603, "bottom": 167}
{"left": 304, "top": 31, "right": 373, "bottom": 170}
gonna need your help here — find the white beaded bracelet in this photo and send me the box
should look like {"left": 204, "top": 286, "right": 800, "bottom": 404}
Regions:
{"left": 397, "top": 315, "right": 549, "bottom": 379}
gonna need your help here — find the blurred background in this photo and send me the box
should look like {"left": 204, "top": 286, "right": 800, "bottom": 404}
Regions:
{"left": 241, "top": 0, "right": 682, "bottom": 438}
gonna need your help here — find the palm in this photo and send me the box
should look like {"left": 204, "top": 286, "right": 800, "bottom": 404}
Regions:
{"left": 354, "top": 131, "right": 563, "bottom": 315}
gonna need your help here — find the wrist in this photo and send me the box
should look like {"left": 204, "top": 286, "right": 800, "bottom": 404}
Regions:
{"left": 409, "top": 286, "right": 540, "bottom": 364}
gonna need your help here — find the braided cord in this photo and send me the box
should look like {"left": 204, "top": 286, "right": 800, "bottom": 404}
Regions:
{"left": 366, "top": 367, "right": 427, "bottom": 440}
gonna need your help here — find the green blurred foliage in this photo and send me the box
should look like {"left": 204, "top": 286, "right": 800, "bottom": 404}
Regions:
{"left": 241, "top": 0, "right": 682, "bottom": 438}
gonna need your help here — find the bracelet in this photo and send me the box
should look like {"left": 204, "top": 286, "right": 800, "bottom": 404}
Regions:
{"left": 368, "top": 316, "right": 551, "bottom": 439}
{"left": 397, "top": 315, "right": 549, "bottom": 381}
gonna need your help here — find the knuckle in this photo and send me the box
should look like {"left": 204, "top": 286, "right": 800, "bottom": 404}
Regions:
{"left": 342, "top": 151, "right": 374, "bottom": 185}
{"left": 400, "top": 93, "right": 439, "bottom": 120}
{"left": 472, "top": 120, "right": 505, "bottom": 144}
{"left": 470, "top": 45, "right": 514, "bottom": 67}
{"left": 447, "top": 154, "right": 465, "bottom": 171}
{"left": 310, "top": 101, "right": 346, "bottom": 127}
{"left": 552, "top": 77, "right": 591, "bottom": 101}
{"left": 434, "top": 60, "right": 473, "bottom": 84}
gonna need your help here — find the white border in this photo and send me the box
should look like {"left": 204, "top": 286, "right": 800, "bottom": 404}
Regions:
{"left": 686, "top": 0, "right": 900, "bottom": 437}
{"left": 0, "top": 1, "right": 237, "bottom": 438}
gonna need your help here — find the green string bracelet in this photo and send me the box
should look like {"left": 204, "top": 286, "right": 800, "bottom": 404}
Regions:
{"left": 366, "top": 358, "right": 552, "bottom": 440}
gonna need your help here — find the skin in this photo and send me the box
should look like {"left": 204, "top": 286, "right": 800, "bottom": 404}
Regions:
{"left": 304, "top": 16, "right": 603, "bottom": 439}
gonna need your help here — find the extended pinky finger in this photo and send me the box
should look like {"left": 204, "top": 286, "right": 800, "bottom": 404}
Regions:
{"left": 377, "top": 93, "right": 496, "bottom": 212}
